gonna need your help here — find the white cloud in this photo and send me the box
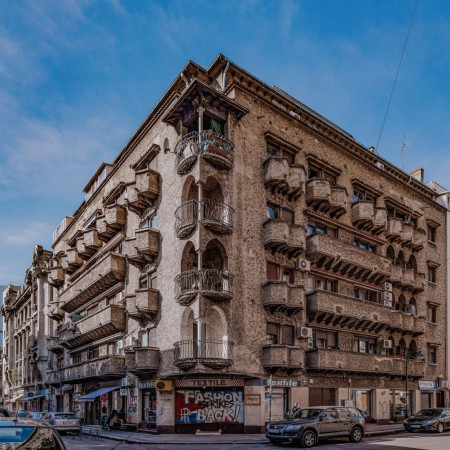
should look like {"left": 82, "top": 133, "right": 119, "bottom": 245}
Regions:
{"left": 0, "top": 222, "right": 54, "bottom": 246}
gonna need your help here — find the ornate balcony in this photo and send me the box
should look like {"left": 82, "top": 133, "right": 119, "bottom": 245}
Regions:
{"left": 351, "top": 201, "right": 374, "bottom": 229}
{"left": 262, "top": 345, "right": 304, "bottom": 372}
{"left": 389, "top": 267, "right": 425, "bottom": 293}
{"left": 63, "top": 248, "right": 83, "bottom": 272}
{"left": 262, "top": 281, "right": 304, "bottom": 314}
{"left": 386, "top": 218, "right": 403, "bottom": 240}
{"left": 306, "top": 348, "right": 393, "bottom": 375}
{"left": 306, "top": 233, "right": 391, "bottom": 284}
{"left": 373, "top": 208, "right": 387, "bottom": 234}
{"left": 174, "top": 339, "right": 234, "bottom": 369}
{"left": 200, "top": 130, "right": 234, "bottom": 170}
{"left": 263, "top": 157, "right": 305, "bottom": 200}
{"left": 97, "top": 205, "right": 126, "bottom": 241}
{"left": 306, "top": 178, "right": 331, "bottom": 208}
{"left": 330, "top": 186, "right": 348, "bottom": 218}
{"left": 175, "top": 201, "right": 198, "bottom": 238}
{"left": 199, "top": 199, "right": 234, "bottom": 234}
{"left": 48, "top": 268, "right": 64, "bottom": 286}
{"left": 127, "top": 288, "right": 159, "bottom": 319}
{"left": 175, "top": 132, "right": 199, "bottom": 175}
{"left": 263, "top": 220, "right": 304, "bottom": 258}
{"left": 76, "top": 230, "right": 101, "bottom": 259}
{"left": 125, "top": 228, "right": 160, "bottom": 267}
{"left": 61, "top": 356, "right": 125, "bottom": 383}
{"left": 125, "top": 347, "right": 159, "bottom": 374}
{"left": 175, "top": 269, "right": 234, "bottom": 305}
{"left": 306, "top": 290, "right": 393, "bottom": 332}
{"left": 48, "top": 306, "right": 64, "bottom": 321}
{"left": 411, "top": 229, "right": 426, "bottom": 251}
{"left": 59, "top": 253, "right": 126, "bottom": 313}
{"left": 392, "top": 358, "right": 425, "bottom": 378}
{"left": 59, "top": 305, "right": 125, "bottom": 349}
{"left": 399, "top": 223, "right": 414, "bottom": 246}
{"left": 127, "top": 169, "right": 160, "bottom": 213}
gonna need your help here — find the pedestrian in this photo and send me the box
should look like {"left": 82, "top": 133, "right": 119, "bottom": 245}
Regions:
{"left": 100, "top": 406, "right": 108, "bottom": 430}
{"left": 292, "top": 401, "right": 300, "bottom": 413}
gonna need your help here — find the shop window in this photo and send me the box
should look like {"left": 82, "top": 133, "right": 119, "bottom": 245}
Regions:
{"left": 308, "top": 164, "right": 336, "bottom": 184}
{"left": 140, "top": 272, "right": 157, "bottom": 289}
{"left": 266, "top": 142, "right": 295, "bottom": 164}
{"left": 427, "top": 266, "right": 436, "bottom": 283}
{"left": 353, "top": 336, "right": 377, "bottom": 354}
{"left": 266, "top": 262, "right": 294, "bottom": 283}
{"left": 267, "top": 204, "right": 294, "bottom": 223}
{"left": 427, "top": 226, "right": 436, "bottom": 243}
{"left": 354, "top": 287, "right": 379, "bottom": 303}
{"left": 427, "top": 347, "right": 437, "bottom": 364}
{"left": 313, "top": 329, "right": 337, "bottom": 349}
{"left": 353, "top": 238, "right": 376, "bottom": 253}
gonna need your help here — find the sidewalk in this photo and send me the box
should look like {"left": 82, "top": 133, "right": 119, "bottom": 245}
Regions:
{"left": 81, "top": 422, "right": 404, "bottom": 445}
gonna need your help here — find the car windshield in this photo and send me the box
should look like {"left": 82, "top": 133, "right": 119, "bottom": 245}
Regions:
{"left": 54, "top": 413, "right": 78, "bottom": 419}
{"left": 0, "top": 426, "right": 34, "bottom": 443}
{"left": 415, "top": 409, "right": 441, "bottom": 417}
{"left": 293, "top": 408, "right": 323, "bottom": 419}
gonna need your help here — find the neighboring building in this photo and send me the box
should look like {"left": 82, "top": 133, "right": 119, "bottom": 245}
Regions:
{"left": 427, "top": 179, "right": 450, "bottom": 407}
{"left": 45, "top": 54, "right": 447, "bottom": 432}
{"left": 1, "top": 246, "right": 54, "bottom": 412}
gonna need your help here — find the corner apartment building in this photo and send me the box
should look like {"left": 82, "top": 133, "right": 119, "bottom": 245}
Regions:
{"left": 1, "top": 245, "right": 55, "bottom": 411}
{"left": 47, "top": 55, "right": 447, "bottom": 432}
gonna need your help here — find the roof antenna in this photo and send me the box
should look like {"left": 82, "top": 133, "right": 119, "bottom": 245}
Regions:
{"left": 401, "top": 134, "right": 407, "bottom": 170}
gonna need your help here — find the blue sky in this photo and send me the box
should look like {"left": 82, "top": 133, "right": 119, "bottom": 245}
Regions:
{"left": 1, "top": 0, "right": 449, "bottom": 285}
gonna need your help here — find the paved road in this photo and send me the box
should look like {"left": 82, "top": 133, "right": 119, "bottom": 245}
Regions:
{"left": 63, "top": 432, "right": 450, "bottom": 449}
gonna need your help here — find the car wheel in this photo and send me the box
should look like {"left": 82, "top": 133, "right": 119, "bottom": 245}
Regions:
{"left": 437, "top": 422, "right": 444, "bottom": 433}
{"left": 301, "top": 430, "right": 317, "bottom": 448}
{"left": 349, "top": 426, "right": 363, "bottom": 443}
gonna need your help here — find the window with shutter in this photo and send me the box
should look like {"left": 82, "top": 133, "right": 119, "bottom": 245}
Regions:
{"left": 267, "top": 262, "right": 278, "bottom": 280}
{"left": 281, "top": 325, "right": 294, "bottom": 345}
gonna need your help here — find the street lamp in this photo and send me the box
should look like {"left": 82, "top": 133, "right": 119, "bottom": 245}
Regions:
{"left": 405, "top": 349, "right": 425, "bottom": 419}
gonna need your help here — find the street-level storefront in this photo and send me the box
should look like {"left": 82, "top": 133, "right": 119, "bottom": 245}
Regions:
{"left": 139, "top": 381, "right": 157, "bottom": 423}
{"left": 77, "top": 385, "right": 120, "bottom": 425}
{"left": 264, "top": 379, "right": 306, "bottom": 422}
{"left": 174, "top": 379, "right": 245, "bottom": 433}
{"left": 419, "top": 381, "right": 438, "bottom": 410}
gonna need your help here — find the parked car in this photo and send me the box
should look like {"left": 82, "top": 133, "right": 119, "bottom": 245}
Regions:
{"left": 42, "top": 411, "right": 81, "bottom": 433}
{"left": 266, "top": 406, "right": 365, "bottom": 448}
{"left": 0, "top": 416, "right": 65, "bottom": 449}
{"left": 404, "top": 408, "right": 450, "bottom": 433}
{"left": 0, "top": 407, "right": 11, "bottom": 417}
{"left": 17, "top": 411, "right": 47, "bottom": 420}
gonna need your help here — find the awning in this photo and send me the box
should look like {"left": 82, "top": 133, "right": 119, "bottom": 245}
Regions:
{"left": 61, "top": 384, "right": 73, "bottom": 391}
{"left": 22, "top": 394, "right": 45, "bottom": 401}
{"left": 76, "top": 386, "right": 119, "bottom": 402}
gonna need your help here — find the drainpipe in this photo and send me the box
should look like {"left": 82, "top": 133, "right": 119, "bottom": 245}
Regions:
{"left": 221, "top": 61, "right": 230, "bottom": 91}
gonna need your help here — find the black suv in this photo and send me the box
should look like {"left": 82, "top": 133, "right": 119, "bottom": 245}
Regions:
{"left": 404, "top": 408, "right": 450, "bottom": 433}
{"left": 266, "top": 406, "right": 365, "bottom": 448}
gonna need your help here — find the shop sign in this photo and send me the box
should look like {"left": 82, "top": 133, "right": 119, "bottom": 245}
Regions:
{"left": 176, "top": 389, "right": 244, "bottom": 424}
{"left": 174, "top": 379, "right": 244, "bottom": 388}
{"left": 244, "top": 394, "right": 261, "bottom": 405}
{"left": 263, "top": 379, "right": 301, "bottom": 387}
{"left": 120, "top": 388, "right": 127, "bottom": 396}
{"left": 419, "top": 381, "right": 439, "bottom": 391}
{"left": 138, "top": 381, "right": 156, "bottom": 389}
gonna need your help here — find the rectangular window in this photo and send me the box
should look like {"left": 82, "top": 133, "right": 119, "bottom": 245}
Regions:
{"left": 427, "top": 226, "right": 436, "bottom": 243}
{"left": 114, "top": 341, "right": 124, "bottom": 356}
{"left": 428, "top": 347, "right": 437, "bottom": 364}
{"left": 281, "top": 325, "right": 295, "bottom": 346}
{"left": 266, "top": 323, "right": 278, "bottom": 345}
{"left": 88, "top": 348, "right": 99, "bottom": 360}
{"left": 427, "top": 266, "right": 436, "bottom": 283}
{"left": 427, "top": 305, "right": 437, "bottom": 323}
{"left": 266, "top": 262, "right": 278, "bottom": 281}
{"left": 267, "top": 204, "right": 294, "bottom": 223}
{"left": 314, "top": 329, "right": 337, "bottom": 349}
{"left": 308, "top": 222, "right": 327, "bottom": 235}
{"left": 266, "top": 143, "right": 295, "bottom": 164}
{"left": 73, "top": 353, "right": 82, "bottom": 364}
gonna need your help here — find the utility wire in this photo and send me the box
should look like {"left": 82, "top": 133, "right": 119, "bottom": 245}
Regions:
{"left": 375, "top": 0, "right": 419, "bottom": 153}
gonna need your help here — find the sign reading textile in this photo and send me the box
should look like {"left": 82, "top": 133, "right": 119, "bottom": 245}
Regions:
{"left": 176, "top": 389, "right": 244, "bottom": 424}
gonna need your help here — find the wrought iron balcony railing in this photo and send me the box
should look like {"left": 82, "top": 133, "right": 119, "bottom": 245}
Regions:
{"left": 175, "top": 132, "right": 199, "bottom": 175}
{"left": 200, "top": 130, "right": 234, "bottom": 170}
{"left": 174, "top": 269, "right": 234, "bottom": 304}
{"left": 174, "top": 339, "right": 234, "bottom": 369}
{"left": 199, "top": 199, "right": 234, "bottom": 234}
{"left": 175, "top": 200, "right": 198, "bottom": 238}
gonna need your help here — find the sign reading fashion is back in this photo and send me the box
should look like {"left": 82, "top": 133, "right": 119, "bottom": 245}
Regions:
{"left": 175, "top": 389, "right": 244, "bottom": 424}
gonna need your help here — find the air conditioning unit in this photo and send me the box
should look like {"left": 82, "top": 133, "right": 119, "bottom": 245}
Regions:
{"left": 440, "top": 380, "right": 449, "bottom": 389}
{"left": 297, "top": 327, "right": 313, "bottom": 339}
{"left": 383, "top": 282, "right": 393, "bottom": 292}
{"left": 155, "top": 380, "right": 173, "bottom": 391}
{"left": 383, "top": 300, "right": 393, "bottom": 307}
{"left": 375, "top": 162, "right": 385, "bottom": 171}
{"left": 381, "top": 292, "right": 393, "bottom": 302}
{"left": 296, "top": 259, "right": 311, "bottom": 272}
{"left": 73, "top": 384, "right": 82, "bottom": 394}
{"left": 383, "top": 339, "right": 393, "bottom": 349}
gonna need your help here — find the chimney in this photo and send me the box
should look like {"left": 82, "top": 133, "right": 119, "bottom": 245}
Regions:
{"left": 410, "top": 168, "right": 424, "bottom": 183}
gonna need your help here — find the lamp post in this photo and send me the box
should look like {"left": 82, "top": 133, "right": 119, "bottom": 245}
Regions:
{"left": 405, "top": 349, "right": 425, "bottom": 419}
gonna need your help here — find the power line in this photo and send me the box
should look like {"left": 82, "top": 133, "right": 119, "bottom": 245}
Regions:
{"left": 375, "top": 0, "right": 419, "bottom": 153}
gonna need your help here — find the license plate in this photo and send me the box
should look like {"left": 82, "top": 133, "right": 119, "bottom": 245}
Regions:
{"left": 270, "top": 430, "right": 281, "bottom": 434}
{"left": 411, "top": 425, "right": 420, "bottom": 428}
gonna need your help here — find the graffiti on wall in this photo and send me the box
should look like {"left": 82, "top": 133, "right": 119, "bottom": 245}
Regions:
{"left": 127, "top": 387, "right": 138, "bottom": 423}
{"left": 176, "top": 389, "right": 244, "bottom": 424}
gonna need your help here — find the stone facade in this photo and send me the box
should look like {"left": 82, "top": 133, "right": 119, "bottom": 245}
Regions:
{"left": 4, "top": 55, "right": 447, "bottom": 430}
{"left": 1, "top": 245, "right": 56, "bottom": 411}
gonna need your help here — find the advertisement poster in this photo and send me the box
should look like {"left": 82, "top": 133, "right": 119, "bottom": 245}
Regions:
{"left": 176, "top": 389, "right": 244, "bottom": 424}
{"left": 127, "top": 387, "right": 138, "bottom": 423}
